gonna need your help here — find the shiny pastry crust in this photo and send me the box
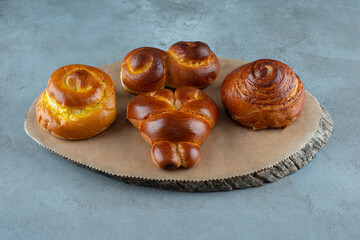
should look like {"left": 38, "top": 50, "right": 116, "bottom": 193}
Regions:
{"left": 166, "top": 41, "right": 220, "bottom": 89}
{"left": 120, "top": 41, "right": 220, "bottom": 94}
{"left": 121, "top": 47, "right": 167, "bottom": 94}
{"left": 127, "top": 87, "right": 218, "bottom": 169}
{"left": 36, "top": 64, "right": 117, "bottom": 140}
{"left": 221, "top": 59, "right": 305, "bottom": 130}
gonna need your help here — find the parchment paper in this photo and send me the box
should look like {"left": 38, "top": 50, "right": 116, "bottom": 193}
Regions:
{"left": 25, "top": 57, "right": 322, "bottom": 181}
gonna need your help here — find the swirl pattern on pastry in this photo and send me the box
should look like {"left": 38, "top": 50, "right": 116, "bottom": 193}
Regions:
{"left": 121, "top": 41, "right": 220, "bottom": 94}
{"left": 121, "top": 47, "right": 167, "bottom": 95}
{"left": 36, "top": 64, "right": 117, "bottom": 139}
{"left": 221, "top": 59, "right": 305, "bottom": 130}
{"left": 127, "top": 87, "right": 218, "bottom": 169}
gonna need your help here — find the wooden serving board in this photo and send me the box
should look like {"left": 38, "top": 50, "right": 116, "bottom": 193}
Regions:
{"left": 24, "top": 57, "right": 333, "bottom": 192}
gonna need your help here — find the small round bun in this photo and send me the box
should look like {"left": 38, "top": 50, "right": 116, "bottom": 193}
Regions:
{"left": 221, "top": 59, "right": 305, "bottom": 130}
{"left": 121, "top": 47, "right": 167, "bottom": 95}
{"left": 120, "top": 41, "right": 220, "bottom": 94}
{"left": 36, "top": 64, "right": 117, "bottom": 140}
{"left": 166, "top": 41, "right": 220, "bottom": 89}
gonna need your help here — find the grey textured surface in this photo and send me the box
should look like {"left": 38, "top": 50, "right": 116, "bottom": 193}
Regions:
{"left": 0, "top": 0, "right": 359, "bottom": 239}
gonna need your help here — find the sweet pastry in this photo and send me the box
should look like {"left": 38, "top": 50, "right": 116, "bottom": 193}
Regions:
{"left": 127, "top": 87, "right": 218, "bottom": 169}
{"left": 221, "top": 59, "right": 305, "bottom": 130}
{"left": 121, "top": 41, "right": 220, "bottom": 94}
{"left": 166, "top": 41, "right": 220, "bottom": 89}
{"left": 36, "top": 64, "right": 117, "bottom": 140}
{"left": 121, "top": 47, "right": 167, "bottom": 95}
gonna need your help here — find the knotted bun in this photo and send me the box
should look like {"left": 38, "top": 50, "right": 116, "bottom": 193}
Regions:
{"left": 221, "top": 59, "right": 305, "bottom": 130}
{"left": 36, "top": 64, "right": 117, "bottom": 139}
{"left": 121, "top": 41, "right": 220, "bottom": 94}
{"left": 166, "top": 41, "right": 220, "bottom": 89}
{"left": 127, "top": 87, "right": 218, "bottom": 169}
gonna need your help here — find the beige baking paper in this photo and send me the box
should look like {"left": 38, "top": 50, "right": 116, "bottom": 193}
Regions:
{"left": 25, "top": 57, "right": 322, "bottom": 181}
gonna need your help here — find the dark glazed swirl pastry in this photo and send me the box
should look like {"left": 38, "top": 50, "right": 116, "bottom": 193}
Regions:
{"left": 121, "top": 47, "right": 167, "bottom": 95}
{"left": 221, "top": 59, "right": 305, "bottom": 130}
{"left": 127, "top": 87, "right": 218, "bottom": 169}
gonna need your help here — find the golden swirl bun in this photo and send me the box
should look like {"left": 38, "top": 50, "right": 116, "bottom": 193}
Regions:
{"left": 221, "top": 59, "right": 305, "bottom": 130}
{"left": 36, "top": 64, "right": 117, "bottom": 139}
{"left": 121, "top": 47, "right": 167, "bottom": 95}
{"left": 127, "top": 87, "right": 218, "bottom": 169}
{"left": 166, "top": 41, "right": 220, "bottom": 89}
{"left": 121, "top": 41, "right": 220, "bottom": 94}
